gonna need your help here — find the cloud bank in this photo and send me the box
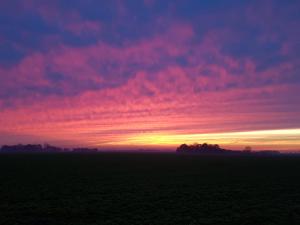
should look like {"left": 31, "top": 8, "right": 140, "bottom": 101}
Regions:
{"left": 0, "top": 0, "right": 300, "bottom": 150}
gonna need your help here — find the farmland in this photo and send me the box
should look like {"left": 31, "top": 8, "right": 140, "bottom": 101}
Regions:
{"left": 0, "top": 153, "right": 299, "bottom": 225}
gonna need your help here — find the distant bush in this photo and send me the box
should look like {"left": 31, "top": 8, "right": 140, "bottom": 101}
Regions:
{"left": 176, "top": 143, "right": 227, "bottom": 154}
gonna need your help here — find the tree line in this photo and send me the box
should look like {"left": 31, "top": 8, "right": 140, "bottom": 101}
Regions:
{"left": 0, "top": 144, "right": 98, "bottom": 153}
{"left": 176, "top": 143, "right": 280, "bottom": 155}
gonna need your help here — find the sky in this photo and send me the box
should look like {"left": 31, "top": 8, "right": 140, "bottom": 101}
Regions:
{"left": 0, "top": 0, "right": 300, "bottom": 151}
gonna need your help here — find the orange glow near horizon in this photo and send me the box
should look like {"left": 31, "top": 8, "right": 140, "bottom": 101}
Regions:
{"left": 1, "top": 95, "right": 300, "bottom": 151}
{"left": 1, "top": 97, "right": 300, "bottom": 151}
{"left": 93, "top": 128, "right": 300, "bottom": 151}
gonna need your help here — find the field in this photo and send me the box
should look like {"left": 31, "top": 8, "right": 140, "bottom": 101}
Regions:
{"left": 0, "top": 153, "right": 299, "bottom": 225}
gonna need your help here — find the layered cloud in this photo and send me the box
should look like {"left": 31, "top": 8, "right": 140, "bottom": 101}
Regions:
{"left": 0, "top": 0, "right": 299, "bottom": 150}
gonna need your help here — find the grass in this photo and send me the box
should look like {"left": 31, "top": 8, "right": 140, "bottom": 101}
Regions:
{"left": 0, "top": 153, "right": 299, "bottom": 225}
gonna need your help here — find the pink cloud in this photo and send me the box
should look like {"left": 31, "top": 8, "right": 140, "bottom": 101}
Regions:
{"left": 0, "top": 13, "right": 299, "bottom": 150}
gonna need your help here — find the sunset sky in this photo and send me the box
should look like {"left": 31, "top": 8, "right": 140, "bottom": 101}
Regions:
{"left": 0, "top": 0, "right": 300, "bottom": 151}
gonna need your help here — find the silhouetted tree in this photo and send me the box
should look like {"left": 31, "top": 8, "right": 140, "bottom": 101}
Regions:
{"left": 244, "top": 146, "right": 252, "bottom": 152}
{"left": 176, "top": 143, "right": 226, "bottom": 154}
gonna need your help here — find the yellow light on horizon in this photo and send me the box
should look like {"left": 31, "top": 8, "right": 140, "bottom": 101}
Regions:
{"left": 100, "top": 128, "right": 300, "bottom": 151}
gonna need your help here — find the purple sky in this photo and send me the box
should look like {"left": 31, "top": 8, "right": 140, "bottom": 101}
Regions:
{"left": 0, "top": 0, "right": 300, "bottom": 150}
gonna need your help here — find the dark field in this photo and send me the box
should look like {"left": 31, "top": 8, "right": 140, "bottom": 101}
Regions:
{"left": 0, "top": 153, "right": 300, "bottom": 225}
